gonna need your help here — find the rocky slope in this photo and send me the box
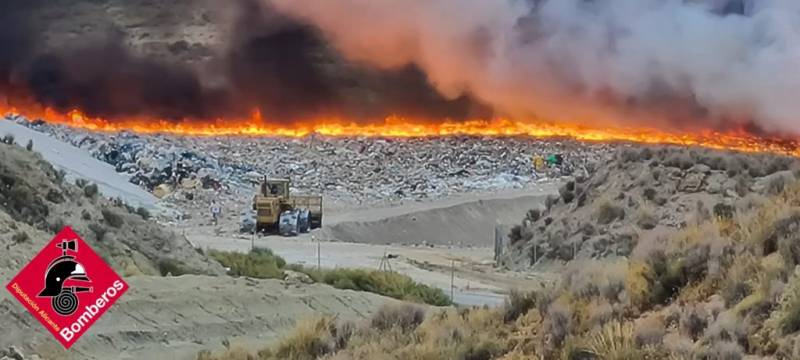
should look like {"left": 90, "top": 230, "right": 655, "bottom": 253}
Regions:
{"left": 0, "top": 133, "right": 405, "bottom": 360}
{"left": 0, "top": 138, "right": 224, "bottom": 279}
{"left": 502, "top": 145, "right": 800, "bottom": 270}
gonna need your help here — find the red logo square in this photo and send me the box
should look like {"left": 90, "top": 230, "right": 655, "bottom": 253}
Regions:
{"left": 5, "top": 227, "right": 129, "bottom": 348}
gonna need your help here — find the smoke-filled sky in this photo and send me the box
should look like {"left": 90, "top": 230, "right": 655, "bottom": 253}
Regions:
{"left": 271, "top": 0, "right": 800, "bottom": 133}
{"left": 0, "top": 0, "right": 488, "bottom": 122}
{"left": 1, "top": 0, "right": 799, "bottom": 134}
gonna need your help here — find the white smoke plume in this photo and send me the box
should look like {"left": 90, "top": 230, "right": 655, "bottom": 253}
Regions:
{"left": 270, "top": 0, "right": 800, "bottom": 133}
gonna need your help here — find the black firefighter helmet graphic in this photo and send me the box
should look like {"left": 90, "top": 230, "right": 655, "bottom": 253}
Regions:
{"left": 38, "top": 238, "right": 93, "bottom": 316}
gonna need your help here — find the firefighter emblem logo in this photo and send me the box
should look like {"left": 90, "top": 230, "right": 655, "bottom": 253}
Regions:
{"left": 6, "top": 227, "right": 128, "bottom": 348}
{"left": 38, "top": 238, "right": 93, "bottom": 316}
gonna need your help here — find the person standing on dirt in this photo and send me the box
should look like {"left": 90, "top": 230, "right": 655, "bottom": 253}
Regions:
{"left": 210, "top": 200, "right": 222, "bottom": 226}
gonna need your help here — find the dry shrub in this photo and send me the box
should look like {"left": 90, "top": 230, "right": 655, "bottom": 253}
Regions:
{"left": 543, "top": 298, "right": 573, "bottom": 347}
{"left": 370, "top": 304, "right": 425, "bottom": 332}
{"left": 196, "top": 347, "right": 257, "bottom": 360}
{"left": 772, "top": 268, "right": 800, "bottom": 335}
{"left": 503, "top": 290, "right": 537, "bottom": 323}
{"left": 328, "top": 307, "right": 509, "bottom": 360}
{"left": 703, "top": 311, "right": 746, "bottom": 346}
{"left": 774, "top": 214, "right": 800, "bottom": 270}
{"left": 713, "top": 202, "right": 735, "bottom": 221}
{"left": 635, "top": 205, "right": 658, "bottom": 230}
{"left": 586, "top": 299, "right": 614, "bottom": 330}
{"left": 662, "top": 332, "right": 694, "bottom": 359}
{"left": 101, "top": 209, "right": 124, "bottom": 228}
{"left": 84, "top": 183, "right": 99, "bottom": 198}
{"left": 595, "top": 199, "right": 625, "bottom": 225}
{"left": 559, "top": 181, "right": 576, "bottom": 204}
{"left": 720, "top": 254, "right": 760, "bottom": 308}
{"left": 642, "top": 187, "right": 657, "bottom": 202}
{"left": 692, "top": 340, "right": 744, "bottom": 360}
{"left": 625, "top": 262, "right": 652, "bottom": 312}
{"left": 767, "top": 174, "right": 790, "bottom": 195}
{"left": 680, "top": 304, "right": 709, "bottom": 341}
{"left": 585, "top": 321, "right": 640, "bottom": 359}
{"left": 734, "top": 191, "right": 794, "bottom": 253}
{"left": 508, "top": 225, "right": 525, "bottom": 244}
{"left": 633, "top": 314, "right": 665, "bottom": 347}
{"left": 268, "top": 317, "right": 336, "bottom": 360}
{"left": 563, "top": 260, "right": 627, "bottom": 303}
{"left": 665, "top": 152, "right": 694, "bottom": 170}
{"left": 416, "top": 308, "right": 507, "bottom": 360}
{"left": 12, "top": 231, "right": 29, "bottom": 244}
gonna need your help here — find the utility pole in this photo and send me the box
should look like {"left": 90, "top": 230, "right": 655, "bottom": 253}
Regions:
{"left": 251, "top": 221, "right": 256, "bottom": 252}
{"left": 450, "top": 259, "right": 455, "bottom": 301}
{"left": 316, "top": 237, "right": 321, "bottom": 271}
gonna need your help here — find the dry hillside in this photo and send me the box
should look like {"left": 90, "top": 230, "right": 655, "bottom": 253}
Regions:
{"left": 0, "top": 136, "right": 224, "bottom": 280}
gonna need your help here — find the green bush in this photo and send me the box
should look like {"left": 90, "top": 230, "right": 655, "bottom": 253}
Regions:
{"left": 136, "top": 207, "right": 151, "bottom": 220}
{"left": 84, "top": 183, "right": 99, "bottom": 198}
{"left": 209, "top": 248, "right": 286, "bottom": 279}
{"left": 157, "top": 258, "right": 193, "bottom": 276}
{"left": 210, "top": 249, "right": 451, "bottom": 306}
{"left": 316, "top": 268, "right": 451, "bottom": 306}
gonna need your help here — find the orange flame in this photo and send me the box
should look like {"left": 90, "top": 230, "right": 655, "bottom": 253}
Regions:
{"left": 2, "top": 104, "right": 799, "bottom": 157}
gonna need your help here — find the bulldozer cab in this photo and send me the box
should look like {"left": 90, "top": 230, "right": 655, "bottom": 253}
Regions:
{"left": 260, "top": 178, "right": 290, "bottom": 198}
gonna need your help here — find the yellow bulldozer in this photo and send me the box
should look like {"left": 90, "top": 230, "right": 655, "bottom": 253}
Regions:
{"left": 253, "top": 178, "right": 323, "bottom": 235}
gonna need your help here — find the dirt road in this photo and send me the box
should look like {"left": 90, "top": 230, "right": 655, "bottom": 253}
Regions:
{"left": 187, "top": 184, "right": 559, "bottom": 306}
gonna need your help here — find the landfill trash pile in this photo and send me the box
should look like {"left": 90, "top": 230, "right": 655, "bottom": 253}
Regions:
{"left": 6, "top": 115, "right": 612, "bottom": 224}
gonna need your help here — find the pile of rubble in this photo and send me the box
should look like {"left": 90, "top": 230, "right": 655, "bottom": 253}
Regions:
{"left": 7, "top": 115, "right": 611, "bottom": 221}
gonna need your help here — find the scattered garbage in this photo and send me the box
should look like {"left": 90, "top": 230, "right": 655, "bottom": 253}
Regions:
{"left": 8, "top": 115, "right": 611, "bottom": 224}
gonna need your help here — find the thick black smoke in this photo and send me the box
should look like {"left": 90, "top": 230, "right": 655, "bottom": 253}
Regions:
{"left": 0, "top": 1, "right": 42, "bottom": 92}
{"left": 0, "top": 0, "right": 489, "bottom": 122}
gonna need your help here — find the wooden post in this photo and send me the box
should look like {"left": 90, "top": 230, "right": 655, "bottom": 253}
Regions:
{"left": 494, "top": 226, "right": 503, "bottom": 264}
{"left": 251, "top": 221, "right": 256, "bottom": 252}
{"left": 450, "top": 260, "right": 455, "bottom": 301}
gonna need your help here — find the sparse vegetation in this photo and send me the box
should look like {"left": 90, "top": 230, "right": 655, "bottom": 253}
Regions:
{"left": 12, "top": 231, "right": 30, "bottom": 244}
{"left": 595, "top": 199, "right": 625, "bottom": 225}
{"left": 136, "top": 206, "right": 151, "bottom": 220}
{"left": 83, "top": 183, "right": 99, "bottom": 198}
{"left": 88, "top": 223, "right": 107, "bottom": 241}
{"left": 2, "top": 134, "right": 15, "bottom": 145}
{"left": 209, "top": 247, "right": 286, "bottom": 279}
{"left": 197, "top": 154, "right": 800, "bottom": 360}
{"left": 635, "top": 205, "right": 658, "bottom": 230}
{"left": 101, "top": 208, "right": 124, "bottom": 228}
{"left": 210, "top": 249, "right": 451, "bottom": 306}
{"left": 157, "top": 258, "right": 194, "bottom": 276}
{"left": 370, "top": 304, "right": 425, "bottom": 331}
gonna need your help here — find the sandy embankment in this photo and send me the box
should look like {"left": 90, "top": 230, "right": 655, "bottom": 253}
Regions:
{"left": 189, "top": 183, "right": 559, "bottom": 306}
{"left": 1, "top": 275, "right": 401, "bottom": 360}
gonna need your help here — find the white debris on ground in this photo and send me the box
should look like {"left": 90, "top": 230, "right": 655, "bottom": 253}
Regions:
{"left": 3, "top": 115, "right": 613, "bottom": 229}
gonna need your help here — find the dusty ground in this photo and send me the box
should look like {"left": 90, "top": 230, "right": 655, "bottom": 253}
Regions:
{"left": 1, "top": 275, "right": 401, "bottom": 360}
{"left": 0, "top": 130, "right": 404, "bottom": 359}
{"left": 186, "top": 185, "right": 560, "bottom": 306}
